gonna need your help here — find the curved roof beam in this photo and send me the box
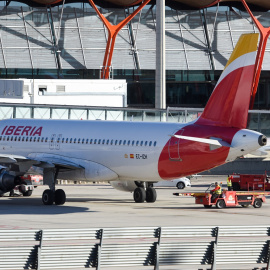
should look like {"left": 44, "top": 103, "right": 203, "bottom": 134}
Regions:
{"left": 7, "top": 0, "right": 270, "bottom": 10}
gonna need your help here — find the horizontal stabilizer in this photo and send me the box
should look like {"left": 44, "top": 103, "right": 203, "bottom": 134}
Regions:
{"left": 172, "top": 135, "right": 231, "bottom": 148}
{"left": 249, "top": 150, "right": 268, "bottom": 156}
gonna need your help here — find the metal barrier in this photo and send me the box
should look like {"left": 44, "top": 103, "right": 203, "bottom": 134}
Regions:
{"left": 0, "top": 226, "right": 269, "bottom": 270}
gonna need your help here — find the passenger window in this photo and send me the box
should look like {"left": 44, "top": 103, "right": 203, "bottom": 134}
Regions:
{"left": 3, "top": 137, "right": 5, "bottom": 141}
{"left": 102, "top": 139, "right": 105, "bottom": 145}
{"left": 154, "top": 141, "right": 157, "bottom": 147}
{"left": 119, "top": 140, "right": 122, "bottom": 145}
{"left": 30, "top": 137, "right": 33, "bottom": 142}
{"left": 132, "top": 140, "right": 135, "bottom": 146}
{"left": 65, "top": 138, "right": 68, "bottom": 143}
{"left": 86, "top": 139, "right": 89, "bottom": 144}
{"left": 145, "top": 141, "right": 148, "bottom": 146}
{"left": 111, "top": 140, "right": 113, "bottom": 145}
{"left": 106, "top": 139, "right": 109, "bottom": 145}
{"left": 62, "top": 138, "right": 65, "bottom": 143}
{"left": 45, "top": 137, "right": 48, "bottom": 143}
{"left": 136, "top": 141, "right": 139, "bottom": 146}
{"left": 18, "top": 137, "right": 21, "bottom": 142}
{"left": 115, "top": 140, "right": 118, "bottom": 145}
{"left": 74, "top": 139, "right": 77, "bottom": 144}
{"left": 33, "top": 137, "right": 36, "bottom": 142}
{"left": 98, "top": 139, "right": 101, "bottom": 144}
{"left": 14, "top": 137, "right": 17, "bottom": 141}
{"left": 7, "top": 137, "right": 9, "bottom": 141}
{"left": 70, "top": 138, "right": 73, "bottom": 143}
{"left": 41, "top": 137, "right": 44, "bottom": 143}
{"left": 10, "top": 136, "right": 13, "bottom": 141}
{"left": 128, "top": 140, "right": 130, "bottom": 146}
{"left": 37, "top": 137, "right": 40, "bottom": 142}
{"left": 78, "top": 139, "right": 81, "bottom": 144}
{"left": 123, "top": 140, "right": 126, "bottom": 145}
{"left": 140, "top": 141, "right": 143, "bottom": 146}
{"left": 94, "top": 139, "right": 97, "bottom": 144}
{"left": 149, "top": 141, "right": 152, "bottom": 146}
{"left": 90, "top": 139, "right": 93, "bottom": 144}
{"left": 82, "top": 139, "right": 85, "bottom": 144}
{"left": 26, "top": 137, "right": 29, "bottom": 142}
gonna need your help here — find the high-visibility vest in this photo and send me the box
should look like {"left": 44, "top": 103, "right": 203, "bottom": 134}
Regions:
{"left": 227, "top": 177, "right": 232, "bottom": 187}
{"left": 214, "top": 185, "right": 222, "bottom": 194}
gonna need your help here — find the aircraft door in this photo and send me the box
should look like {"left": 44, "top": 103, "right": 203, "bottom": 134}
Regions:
{"left": 56, "top": 134, "right": 62, "bottom": 150}
{"left": 168, "top": 130, "right": 183, "bottom": 161}
{"left": 49, "top": 134, "right": 56, "bottom": 150}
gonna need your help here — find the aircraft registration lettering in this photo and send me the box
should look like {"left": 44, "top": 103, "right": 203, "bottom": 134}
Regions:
{"left": 136, "top": 154, "right": 147, "bottom": 160}
{"left": 1, "top": 125, "right": 43, "bottom": 136}
{"left": 127, "top": 154, "right": 148, "bottom": 159}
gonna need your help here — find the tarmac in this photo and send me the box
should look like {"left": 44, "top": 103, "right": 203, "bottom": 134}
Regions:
{"left": 0, "top": 175, "right": 270, "bottom": 230}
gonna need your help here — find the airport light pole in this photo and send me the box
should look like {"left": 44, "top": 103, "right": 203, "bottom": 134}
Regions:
{"left": 155, "top": 0, "right": 166, "bottom": 110}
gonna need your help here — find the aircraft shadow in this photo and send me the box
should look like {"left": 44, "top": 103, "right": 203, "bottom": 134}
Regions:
{"left": 0, "top": 197, "right": 93, "bottom": 215}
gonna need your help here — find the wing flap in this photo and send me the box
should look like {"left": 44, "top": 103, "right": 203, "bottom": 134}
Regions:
{"left": 28, "top": 153, "right": 84, "bottom": 170}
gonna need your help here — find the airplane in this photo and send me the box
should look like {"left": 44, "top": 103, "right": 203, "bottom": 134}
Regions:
{"left": 0, "top": 33, "right": 267, "bottom": 205}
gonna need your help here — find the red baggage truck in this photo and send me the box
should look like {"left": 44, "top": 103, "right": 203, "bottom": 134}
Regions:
{"left": 230, "top": 174, "right": 270, "bottom": 191}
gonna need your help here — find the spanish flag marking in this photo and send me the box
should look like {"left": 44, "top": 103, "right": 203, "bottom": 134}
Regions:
{"left": 130, "top": 154, "right": 134, "bottom": 159}
{"left": 225, "top": 33, "right": 259, "bottom": 69}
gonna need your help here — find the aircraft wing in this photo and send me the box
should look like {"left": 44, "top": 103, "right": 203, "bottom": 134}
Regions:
{"left": 27, "top": 153, "right": 84, "bottom": 170}
{"left": 0, "top": 153, "right": 83, "bottom": 171}
{"left": 0, "top": 154, "right": 28, "bottom": 163}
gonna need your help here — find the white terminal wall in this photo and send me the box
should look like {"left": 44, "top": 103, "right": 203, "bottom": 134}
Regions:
{"left": 0, "top": 79, "right": 127, "bottom": 107}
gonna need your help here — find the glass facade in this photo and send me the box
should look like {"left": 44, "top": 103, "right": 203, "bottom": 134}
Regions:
{"left": 0, "top": 2, "right": 269, "bottom": 108}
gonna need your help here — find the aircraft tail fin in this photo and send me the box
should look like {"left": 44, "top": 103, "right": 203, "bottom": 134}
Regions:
{"left": 197, "top": 33, "right": 259, "bottom": 129}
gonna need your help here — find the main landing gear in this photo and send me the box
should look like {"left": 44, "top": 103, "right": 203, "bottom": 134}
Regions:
{"left": 42, "top": 168, "right": 66, "bottom": 205}
{"left": 133, "top": 182, "right": 157, "bottom": 203}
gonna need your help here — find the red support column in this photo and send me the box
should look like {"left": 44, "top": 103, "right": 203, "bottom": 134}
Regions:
{"left": 88, "top": 0, "right": 151, "bottom": 79}
{"left": 201, "top": 0, "right": 270, "bottom": 109}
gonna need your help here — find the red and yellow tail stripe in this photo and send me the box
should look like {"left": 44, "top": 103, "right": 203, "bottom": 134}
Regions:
{"left": 197, "top": 33, "right": 259, "bottom": 129}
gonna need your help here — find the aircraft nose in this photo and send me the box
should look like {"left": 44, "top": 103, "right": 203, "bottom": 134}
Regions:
{"left": 258, "top": 135, "right": 267, "bottom": 146}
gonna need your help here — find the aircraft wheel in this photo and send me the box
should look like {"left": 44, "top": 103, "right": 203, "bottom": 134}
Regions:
{"left": 253, "top": 198, "right": 262, "bottom": 208}
{"left": 42, "top": 189, "right": 54, "bottom": 205}
{"left": 55, "top": 189, "right": 66, "bottom": 205}
{"left": 133, "top": 187, "right": 146, "bottom": 203}
{"left": 146, "top": 187, "right": 157, "bottom": 203}
{"left": 216, "top": 199, "right": 226, "bottom": 209}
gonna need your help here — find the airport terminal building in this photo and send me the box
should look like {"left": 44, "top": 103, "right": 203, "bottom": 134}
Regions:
{"left": 0, "top": 0, "right": 269, "bottom": 108}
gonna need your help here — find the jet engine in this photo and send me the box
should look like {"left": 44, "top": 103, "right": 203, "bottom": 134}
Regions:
{"left": 0, "top": 170, "right": 21, "bottom": 194}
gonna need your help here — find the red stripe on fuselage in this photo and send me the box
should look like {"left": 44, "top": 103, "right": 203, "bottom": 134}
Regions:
{"left": 158, "top": 124, "right": 240, "bottom": 179}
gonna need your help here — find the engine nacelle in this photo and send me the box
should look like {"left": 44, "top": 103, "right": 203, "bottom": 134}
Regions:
{"left": 110, "top": 180, "right": 138, "bottom": 192}
{"left": 0, "top": 171, "right": 21, "bottom": 193}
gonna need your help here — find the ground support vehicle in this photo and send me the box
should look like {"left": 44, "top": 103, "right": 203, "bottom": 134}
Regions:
{"left": 153, "top": 177, "right": 191, "bottom": 189}
{"left": 230, "top": 173, "right": 270, "bottom": 191}
{"left": 173, "top": 186, "right": 270, "bottom": 209}
{"left": 9, "top": 182, "right": 34, "bottom": 197}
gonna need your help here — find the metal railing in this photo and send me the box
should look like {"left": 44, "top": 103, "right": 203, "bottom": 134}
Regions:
{"left": 0, "top": 226, "right": 270, "bottom": 270}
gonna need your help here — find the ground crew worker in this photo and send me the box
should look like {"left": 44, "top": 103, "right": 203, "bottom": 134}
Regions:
{"left": 227, "top": 175, "right": 233, "bottom": 191}
{"left": 211, "top": 182, "right": 221, "bottom": 202}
